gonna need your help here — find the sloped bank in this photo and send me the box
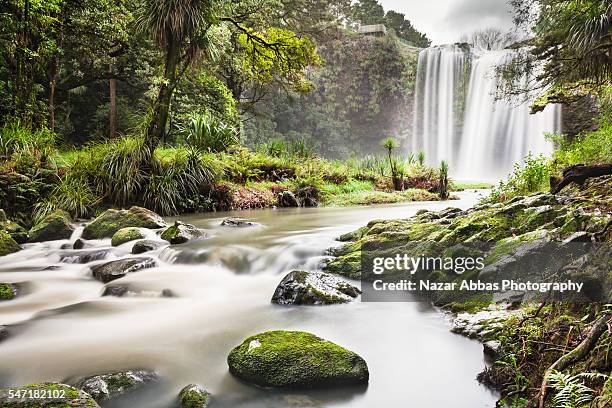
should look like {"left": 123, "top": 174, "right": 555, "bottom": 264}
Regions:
{"left": 324, "top": 176, "right": 612, "bottom": 407}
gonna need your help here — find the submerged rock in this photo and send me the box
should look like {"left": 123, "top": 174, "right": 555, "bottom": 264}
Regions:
{"left": 28, "top": 210, "right": 74, "bottom": 242}
{"left": 0, "top": 283, "right": 18, "bottom": 300}
{"left": 0, "top": 383, "right": 100, "bottom": 407}
{"left": 101, "top": 284, "right": 174, "bottom": 298}
{"left": 0, "top": 231, "right": 21, "bottom": 257}
{"left": 91, "top": 257, "right": 156, "bottom": 283}
{"left": 221, "top": 217, "right": 259, "bottom": 227}
{"left": 227, "top": 330, "right": 369, "bottom": 388}
{"left": 178, "top": 384, "right": 210, "bottom": 408}
{"left": 73, "top": 238, "right": 86, "bottom": 249}
{"left": 161, "top": 221, "right": 205, "bottom": 244}
{"left": 82, "top": 206, "right": 166, "bottom": 239}
{"left": 0, "top": 325, "right": 8, "bottom": 341}
{"left": 76, "top": 370, "right": 159, "bottom": 402}
{"left": 60, "top": 249, "right": 109, "bottom": 264}
{"left": 271, "top": 271, "right": 360, "bottom": 305}
{"left": 131, "top": 239, "right": 168, "bottom": 254}
{"left": 111, "top": 227, "right": 145, "bottom": 247}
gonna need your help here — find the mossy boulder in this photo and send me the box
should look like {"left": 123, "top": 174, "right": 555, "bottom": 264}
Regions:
{"left": 111, "top": 227, "right": 145, "bottom": 247}
{"left": 0, "top": 382, "right": 99, "bottom": 407}
{"left": 221, "top": 217, "right": 259, "bottom": 227}
{"left": 178, "top": 384, "right": 210, "bottom": 408}
{"left": 131, "top": 239, "right": 168, "bottom": 254}
{"left": 0, "top": 231, "right": 21, "bottom": 257}
{"left": 91, "top": 257, "right": 157, "bottom": 283}
{"left": 28, "top": 210, "right": 74, "bottom": 242}
{"left": 0, "top": 219, "right": 28, "bottom": 244}
{"left": 0, "top": 283, "right": 17, "bottom": 300}
{"left": 82, "top": 206, "right": 166, "bottom": 239}
{"left": 76, "top": 370, "right": 159, "bottom": 402}
{"left": 272, "top": 271, "right": 360, "bottom": 305}
{"left": 161, "top": 221, "right": 205, "bottom": 244}
{"left": 227, "top": 330, "right": 369, "bottom": 388}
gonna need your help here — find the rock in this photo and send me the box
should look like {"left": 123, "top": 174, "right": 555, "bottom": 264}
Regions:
{"left": 82, "top": 206, "right": 166, "bottom": 239}
{"left": 221, "top": 217, "right": 258, "bottom": 227}
{"left": 91, "top": 258, "right": 156, "bottom": 283}
{"left": 278, "top": 191, "right": 299, "bottom": 207}
{"left": 483, "top": 340, "right": 502, "bottom": 359}
{"left": 0, "top": 283, "right": 17, "bottom": 300}
{"left": 76, "top": 370, "right": 159, "bottom": 402}
{"left": 73, "top": 238, "right": 86, "bottom": 249}
{"left": 101, "top": 285, "right": 129, "bottom": 297}
{"left": 28, "top": 210, "right": 74, "bottom": 242}
{"left": 131, "top": 239, "right": 168, "bottom": 254}
{"left": 0, "top": 218, "right": 28, "bottom": 244}
{"left": 101, "top": 285, "right": 175, "bottom": 298}
{"left": 60, "top": 250, "right": 109, "bottom": 264}
{"left": 178, "top": 384, "right": 210, "bottom": 408}
{"left": 0, "top": 383, "right": 100, "bottom": 407}
{"left": 0, "top": 325, "right": 7, "bottom": 341}
{"left": 271, "top": 271, "right": 360, "bottom": 305}
{"left": 227, "top": 330, "right": 369, "bottom": 388}
{"left": 161, "top": 221, "right": 205, "bottom": 244}
{"left": 0, "top": 231, "right": 21, "bottom": 257}
{"left": 111, "top": 227, "right": 145, "bottom": 247}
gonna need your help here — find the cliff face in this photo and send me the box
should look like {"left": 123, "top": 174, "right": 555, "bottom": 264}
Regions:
{"left": 562, "top": 94, "right": 601, "bottom": 139}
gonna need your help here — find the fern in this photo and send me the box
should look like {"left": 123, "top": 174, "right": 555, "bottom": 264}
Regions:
{"left": 547, "top": 370, "right": 609, "bottom": 408}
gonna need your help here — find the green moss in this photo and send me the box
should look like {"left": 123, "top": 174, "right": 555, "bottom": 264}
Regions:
{"left": 82, "top": 206, "right": 165, "bottom": 239}
{"left": 0, "top": 283, "right": 15, "bottom": 300}
{"left": 0, "top": 231, "right": 21, "bottom": 257}
{"left": 227, "top": 330, "right": 368, "bottom": 388}
{"left": 443, "top": 294, "right": 493, "bottom": 313}
{"left": 111, "top": 228, "right": 144, "bottom": 247}
{"left": 28, "top": 210, "right": 74, "bottom": 242}
{"left": 105, "top": 373, "right": 135, "bottom": 394}
{"left": 0, "top": 219, "right": 28, "bottom": 243}
{"left": 178, "top": 385, "right": 209, "bottom": 408}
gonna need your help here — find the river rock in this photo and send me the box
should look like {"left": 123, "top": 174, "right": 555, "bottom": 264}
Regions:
{"left": 0, "top": 283, "right": 18, "bottom": 300}
{"left": 131, "top": 239, "right": 168, "bottom": 254}
{"left": 0, "top": 218, "right": 27, "bottom": 244}
{"left": 271, "top": 271, "right": 360, "bottom": 305}
{"left": 101, "top": 284, "right": 174, "bottom": 298}
{"left": 178, "top": 384, "right": 210, "bottom": 408}
{"left": 28, "top": 210, "right": 74, "bottom": 242}
{"left": 227, "top": 330, "right": 369, "bottom": 388}
{"left": 0, "top": 231, "right": 21, "bottom": 257}
{"left": 111, "top": 227, "right": 145, "bottom": 247}
{"left": 76, "top": 370, "right": 159, "bottom": 402}
{"left": 278, "top": 191, "right": 299, "bottom": 207}
{"left": 0, "top": 383, "right": 100, "bottom": 407}
{"left": 221, "top": 217, "right": 258, "bottom": 227}
{"left": 161, "top": 221, "right": 205, "bottom": 244}
{"left": 73, "top": 238, "right": 86, "bottom": 249}
{"left": 82, "top": 206, "right": 166, "bottom": 239}
{"left": 91, "top": 257, "right": 156, "bottom": 283}
{"left": 60, "top": 249, "right": 109, "bottom": 264}
{"left": 0, "top": 325, "right": 7, "bottom": 341}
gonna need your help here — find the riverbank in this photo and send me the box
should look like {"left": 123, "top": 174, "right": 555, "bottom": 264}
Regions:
{"left": 324, "top": 175, "right": 611, "bottom": 407}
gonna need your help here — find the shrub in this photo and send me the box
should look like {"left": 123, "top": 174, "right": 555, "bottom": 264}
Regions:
{"left": 182, "top": 112, "right": 239, "bottom": 153}
{"left": 488, "top": 153, "right": 550, "bottom": 202}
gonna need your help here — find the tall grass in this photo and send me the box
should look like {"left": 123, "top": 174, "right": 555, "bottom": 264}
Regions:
{"left": 182, "top": 112, "right": 239, "bottom": 153}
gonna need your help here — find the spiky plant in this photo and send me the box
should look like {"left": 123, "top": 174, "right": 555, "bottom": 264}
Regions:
{"left": 439, "top": 160, "right": 449, "bottom": 200}
{"left": 547, "top": 370, "right": 609, "bottom": 408}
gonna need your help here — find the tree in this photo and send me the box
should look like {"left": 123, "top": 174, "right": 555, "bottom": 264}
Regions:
{"left": 352, "top": 0, "right": 385, "bottom": 25}
{"left": 385, "top": 10, "right": 430, "bottom": 47}
{"left": 460, "top": 27, "right": 517, "bottom": 51}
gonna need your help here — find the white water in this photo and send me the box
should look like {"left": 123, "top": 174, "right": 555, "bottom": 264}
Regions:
{"left": 411, "top": 46, "right": 561, "bottom": 181}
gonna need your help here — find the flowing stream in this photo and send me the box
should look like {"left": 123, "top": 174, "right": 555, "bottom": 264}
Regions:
{"left": 0, "top": 192, "right": 498, "bottom": 408}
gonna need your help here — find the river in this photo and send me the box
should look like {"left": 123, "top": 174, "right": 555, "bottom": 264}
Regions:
{"left": 0, "top": 190, "right": 499, "bottom": 407}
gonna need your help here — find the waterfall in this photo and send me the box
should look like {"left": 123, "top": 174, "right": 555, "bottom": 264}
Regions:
{"left": 412, "top": 45, "right": 467, "bottom": 167}
{"left": 411, "top": 46, "right": 561, "bottom": 181}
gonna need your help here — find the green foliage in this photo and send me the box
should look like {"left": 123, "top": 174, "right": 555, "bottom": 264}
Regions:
{"left": 549, "top": 122, "right": 612, "bottom": 172}
{"left": 182, "top": 112, "right": 239, "bottom": 153}
{"left": 488, "top": 153, "right": 551, "bottom": 202}
{"left": 0, "top": 123, "right": 56, "bottom": 159}
{"left": 439, "top": 160, "right": 449, "bottom": 200}
{"left": 547, "top": 371, "right": 608, "bottom": 408}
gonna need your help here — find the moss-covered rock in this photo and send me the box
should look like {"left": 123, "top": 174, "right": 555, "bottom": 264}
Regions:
{"left": 161, "top": 221, "right": 205, "bottom": 244}
{"left": 0, "top": 219, "right": 28, "bottom": 244}
{"left": 178, "top": 384, "right": 210, "bottom": 408}
{"left": 0, "top": 382, "right": 99, "bottom": 407}
{"left": 0, "top": 283, "right": 17, "bottom": 300}
{"left": 28, "top": 210, "right": 74, "bottom": 242}
{"left": 76, "top": 370, "right": 159, "bottom": 402}
{"left": 111, "top": 227, "right": 145, "bottom": 247}
{"left": 227, "top": 330, "right": 368, "bottom": 388}
{"left": 0, "top": 231, "right": 21, "bottom": 257}
{"left": 271, "top": 271, "right": 360, "bottom": 305}
{"left": 82, "top": 206, "right": 166, "bottom": 239}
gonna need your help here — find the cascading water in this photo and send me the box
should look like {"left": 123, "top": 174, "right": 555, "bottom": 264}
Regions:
{"left": 411, "top": 46, "right": 561, "bottom": 181}
{"left": 412, "top": 45, "right": 467, "bottom": 165}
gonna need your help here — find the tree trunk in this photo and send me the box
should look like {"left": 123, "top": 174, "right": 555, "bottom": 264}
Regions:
{"left": 550, "top": 164, "right": 612, "bottom": 194}
{"left": 109, "top": 64, "right": 117, "bottom": 138}
{"left": 145, "top": 40, "right": 179, "bottom": 152}
{"left": 48, "top": 53, "right": 59, "bottom": 131}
